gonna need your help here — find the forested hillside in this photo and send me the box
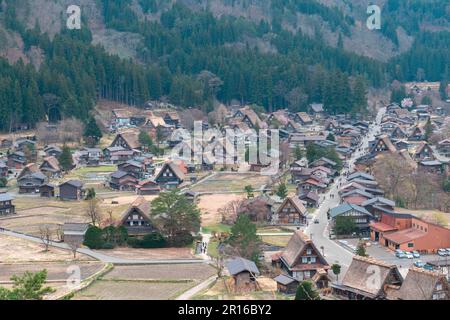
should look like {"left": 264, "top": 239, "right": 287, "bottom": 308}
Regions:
{"left": 0, "top": 0, "right": 449, "bottom": 132}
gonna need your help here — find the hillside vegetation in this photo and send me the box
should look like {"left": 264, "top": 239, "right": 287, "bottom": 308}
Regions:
{"left": 0, "top": 0, "right": 448, "bottom": 131}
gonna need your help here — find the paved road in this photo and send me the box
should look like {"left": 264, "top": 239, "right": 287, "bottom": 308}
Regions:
{"left": 0, "top": 228, "right": 207, "bottom": 265}
{"left": 305, "top": 108, "right": 386, "bottom": 277}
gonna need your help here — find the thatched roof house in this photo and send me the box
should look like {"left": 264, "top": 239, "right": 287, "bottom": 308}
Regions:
{"left": 332, "top": 256, "right": 403, "bottom": 300}
{"left": 386, "top": 267, "right": 449, "bottom": 300}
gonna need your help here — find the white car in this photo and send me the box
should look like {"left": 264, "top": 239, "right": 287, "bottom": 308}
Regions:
{"left": 437, "top": 249, "right": 447, "bottom": 256}
{"left": 405, "top": 252, "right": 414, "bottom": 259}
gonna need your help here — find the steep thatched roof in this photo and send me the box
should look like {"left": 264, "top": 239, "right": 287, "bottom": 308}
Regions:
{"left": 387, "top": 267, "right": 448, "bottom": 300}
{"left": 341, "top": 256, "right": 403, "bottom": 298}
{"left": 117, "top": 196, "right": 151, "bottom": 226}
{"left": 281, "top": 230, "right": 328, "bottom": 269}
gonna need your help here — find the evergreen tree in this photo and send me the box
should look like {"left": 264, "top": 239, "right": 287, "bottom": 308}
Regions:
{"left": 228, "top": 214, "right": 261, "bottom": 263}
{"left": 294, "top": 145, "right": 303, "bottom": 161}
{"left": 150, "top": 191, "right": 201, "bottom": 247}
{"left": 83, "top": 117, "right": 103, "bottom": 146}
{"left": 0, "top": 270, "right": 55, "bottom": 300}
{"left": 58, "top": 145, "right": 73, "bottom": 172}
{"left": 276, "top": 183, "right": 288, "bottom": 199}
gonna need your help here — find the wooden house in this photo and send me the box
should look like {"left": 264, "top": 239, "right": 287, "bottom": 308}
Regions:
{"left": 412, "top": 142, "right": 435, "bottom": 161}
{"left": 226, "top": 257, "right": 260, "bottom": 288}
{"left": 408, "top": 126, "right": 424, "bottom": 141}
{"left": 296, "top": 178, "right": 327, "bottom": 194}
{"left": 40, "top": 183, "right": 55, "bottom": 198}
{"left": 386, "top": 268, "right": 449, "bottom": 300}
{"left": 329, "top": 203, "right": 373, "bottom": 233}
{"left": 118, "top": 160, "right": 144, "bottom": 179}
{"left": 341, "top": 189, "right": 375, "bottom": 206}
{"left": 275, "top": 196, "right": 308, "bottom": 225}
{"left": 293, "top": 112, "right": 313, "bottom": 125}
{"left": 274, "top": 230, "right": 329, "bottom": 280}
{"left": 154, "top": 162, "right": 185, "bottom": 189}
{"left": 110, "top": 130, "right": 141, "bottom": 150}
{"left": 136, "top": 179, "right": 161, "bottom": 195}
{"left": 299, "top": 191, "right": 320, "bottom": 208}
{"left": 44, "top": 145, "right": 62, "bottom": 158}
{"left": 7, "top": 151, "right": 26, "bottom": 169}
{"left": 18, "top": 172, "right": 47, "bottom": 194}
{"left": 274, "top": 274, "right": 299, "bottom": 295}
{"left": 63, "top": 223, "right": 89, "bottom": 244}
{"left": 0, "top": 193, "right": 15, "bottom": 216}
{"left": 309, "top": 157, "right": 337, "bottom": 169}
{"left": 117, "top": 196, "right": 155, "bottom": 237}
{"left": 111, "top": 109, "right": 132, "bottom": 128}
{"left": 59, "top": 180, "right": 85, "bottom": 201}
{"left": 331, "top": 256, "right": 403, "bottom": 300}
{"left": 163, "top": 112, "right": 180, "bottom": 127}
{"left": 39, "top": 156, "right": 61, "bottom": 178}
{"left": 109, "top": 171, "right": 138, "bottom": 191}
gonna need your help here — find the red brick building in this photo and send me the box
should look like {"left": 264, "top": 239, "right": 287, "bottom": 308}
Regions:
{"left": 370, "top": 211, "right": 450, "bottom": 253}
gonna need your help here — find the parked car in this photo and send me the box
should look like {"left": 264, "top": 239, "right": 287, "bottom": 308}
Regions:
{"left": 438, "top": 249, "right": 448, "bottom": 256}
{"left": 423, "top": 264, "right": 434, "bottom": 271}
{"left": 414, "top": 261, "right": 426, "bottom": 268}
{"left": 446, "top": 248, "right": 450, "bottom": 255}
{"left": 397, "top": 252, "right": 407, "bottom": 259}
{"left": 412, "top": 251, "right": 420, "bottom": 258}
{"left": 405, "top": 252, "right": 414, "bottom": 259}
{"left": 395, "top": 249, "right": 404, "bottom": 257}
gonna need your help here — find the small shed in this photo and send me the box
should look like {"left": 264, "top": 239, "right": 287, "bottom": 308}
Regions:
{"left": 274, "top": 274, "right": 299, "bottom": 294}
{"left": 226, "top": 257, "right": 260, "bottom": 287}
{"left": 63, "top": 223, "right": 89, "bottom": 244}
{"left": 40, "top": 183, "right": 55, "bottom": 198}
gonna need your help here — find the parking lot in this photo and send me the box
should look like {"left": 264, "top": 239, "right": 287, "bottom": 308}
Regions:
{"left": 337, "top": 238, "right": 448, "bottom": 270}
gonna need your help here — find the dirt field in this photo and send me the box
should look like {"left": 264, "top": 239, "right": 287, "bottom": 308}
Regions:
{"left": 73, "top": 281, "right": 194, "bottom": 300}
{"left": 0, "top": 261, "right": 104, "bottom": 283}
{"left": 191, "top": 173, "right": 271, "bottom": 193}
{"left": 0, "top": 234, "right": 93, "bottom": 263}
{"left": 198, "top": 193, "right": 245, "bottom": 226}
{"left": 73, "top": 263, "right": 216, "bottom": 300}
{"left": 94, "top": 247, "right": 195, "bottom": 260}
{"left": 0, "top": 195, "right": 133, "bottom": 237}
{"left": 104, "top": 264, "right": 215, "bottom": 281}
{"left": 260, "top": 235, "right": 291, "bottom": 247}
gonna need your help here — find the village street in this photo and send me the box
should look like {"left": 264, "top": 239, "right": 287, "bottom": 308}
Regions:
{"left": 305, "top": 107, "right": 386, "bottom": 277}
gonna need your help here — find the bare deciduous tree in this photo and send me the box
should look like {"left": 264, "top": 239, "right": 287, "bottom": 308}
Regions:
{"left": 66, "top": 237, "right": 83, "bottom": 259}
{"left": 85, "top": 199, "right": 101, "bottom": 227}
{"left": 39, "top": 226, "right": 52, "bottom": 252}
{"left": 219, "top": 199, "right": 244, "bottom": 224}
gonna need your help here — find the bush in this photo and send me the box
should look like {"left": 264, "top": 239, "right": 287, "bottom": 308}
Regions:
{"left": 170, "top": 231, "right": 194, "bottom": 248}
{"left": 127, "top": 232, "right": 167, "bottom": 248}
{"left": 101, "top": 242, "right": 115, "bottom": 250}
{"left": 141, "top": 232, "right": 166, "bottom": 248}
{"left": 83, "top": 226, "right": 104, "bottom": 249}
{"left": 83, "top": 225, "right": 128, "bottom": 249}
{"left": 295, "top": 281, "right": 320, "bottom": 300}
